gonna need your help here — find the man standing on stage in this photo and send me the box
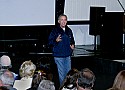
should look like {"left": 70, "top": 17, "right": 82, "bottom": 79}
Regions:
{"left": 48, "top": 14, "right": 75, "bottom": 85}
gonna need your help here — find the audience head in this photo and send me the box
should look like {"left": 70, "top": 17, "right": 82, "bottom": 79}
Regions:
{"left": 60, "top": 68, "right": 79, "bottom": 90}
{"left": 0, "top": 70, "right": 15, "bottom": 86}
{"left": 108, "top": 70, "right": 125, "bottom": 90}
{"left": 77, "top": 68, "right": 96, "bottom": 90}
{"left": 67, "top": 68, "right": 79, "bottom": 76}
{"left": 19, "top": 60, "right": 36, "bottom": 78}
{"left": 0, "top": 55, "right": 12, "bottom": 70}
{"left": 37, "top": 80, "right": 55, "bottom": 90}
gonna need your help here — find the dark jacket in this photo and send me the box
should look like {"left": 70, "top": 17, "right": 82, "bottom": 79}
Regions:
{"left": 48, "top": 25, "right": 75, "bottom": 57}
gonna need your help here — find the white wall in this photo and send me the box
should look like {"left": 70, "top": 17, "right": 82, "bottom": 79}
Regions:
{"left": 68, "top": 25, "right": 94, "bottom": 45}
{"left": 0, "top": 0, "right": 55, "bottom": 26}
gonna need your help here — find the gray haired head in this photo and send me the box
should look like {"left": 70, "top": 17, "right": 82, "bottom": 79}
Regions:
{"left": 0, "top": 55, "right": 12, "bottom": 70}
{"left": 0, "top": 70, "right": 15, "bottom": 86}
{"left": 37, "top": 80, "right": 55, "bottom": 90}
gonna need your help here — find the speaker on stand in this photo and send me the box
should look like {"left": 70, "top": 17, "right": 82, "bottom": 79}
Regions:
{"left": 89, "top": 7, "right": 105, "bottom": 55}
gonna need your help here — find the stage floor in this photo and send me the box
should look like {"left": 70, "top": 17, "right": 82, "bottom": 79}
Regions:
{"left": 73, "top": 45, "right": 95, "bottom": 57}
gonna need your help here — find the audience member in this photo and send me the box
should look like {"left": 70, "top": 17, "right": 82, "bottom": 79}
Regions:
{"left": 19, "top": 60, "right": 36, "bottom": 78}
{"left": 0, "top": 55, "right": 12, "bottom": 74}
{"left": 60, "top": 68, "right": 79, "bottom": 90}
{"left": 13, "top": 60, "right": 36, "bottom": 90}
{"left": 28, "top": 66, "right": 48, "bottom": 90}
{"left": 0, "top": 55, "right": 18, "bottom": 79}
{"left": 0, "top": 70, "right": 16, "bottom": 90}
{"left": 107, "top": 70, "right": 125, "bottom": 90}
{"left": 76, "top": 68, "right": 96, "bottom": 90}
{"left": 28, "top": 57, "right": 54, "bottom": 90}
{"left": 37, "top": 79, "right": 55, "bottom": 90}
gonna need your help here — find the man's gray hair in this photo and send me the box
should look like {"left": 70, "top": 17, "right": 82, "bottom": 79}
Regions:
{"left": 37, "top": 80, "right": 55, "bottom": 90}
{"left": 0, "top": 70, "right": 14, "bottom": 86}
{"left": 58, "top": 14, "right": 67, "bottom": 20}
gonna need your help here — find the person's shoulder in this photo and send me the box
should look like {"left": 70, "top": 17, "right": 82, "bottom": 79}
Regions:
{"left": 66, "top": 26, "right": 70, "bottom": 29}
{"left": 51, "top": 26, "right": 61, "bottom": 33}
{"left": 51, "top": 26, "right": 58, "bottom": 31}
{"left": 66, "top": 26, "right": 72, "bottom": 31}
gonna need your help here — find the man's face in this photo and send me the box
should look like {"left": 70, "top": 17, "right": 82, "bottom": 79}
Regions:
{"left": 58, "top": 16, "right": 67, "bottom": 28}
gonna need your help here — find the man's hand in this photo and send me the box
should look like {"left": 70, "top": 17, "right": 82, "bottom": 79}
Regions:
{"left": 56, "top": 34, "right": 62, "bottom": 42}
{"left": 70, "top": 44, "right": 75, "bottom": 50}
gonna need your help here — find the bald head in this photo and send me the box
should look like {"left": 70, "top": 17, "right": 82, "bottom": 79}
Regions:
{"left": 0, "top": 55, "right": 11, "bottom": 67}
